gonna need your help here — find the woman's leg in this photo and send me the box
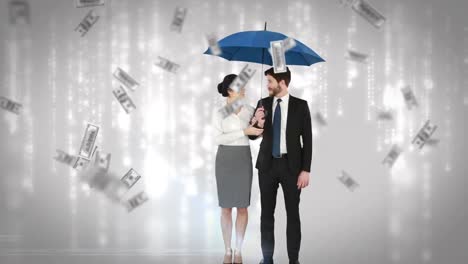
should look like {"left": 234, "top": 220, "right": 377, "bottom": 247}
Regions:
{"left": 221, "top": 207, "right": 233, "bottom": 257}
{"left": 234, "top": 207, "right": 248, "bottom": 257}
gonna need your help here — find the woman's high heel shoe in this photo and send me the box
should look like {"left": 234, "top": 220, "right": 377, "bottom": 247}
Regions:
{"left": 223, "top": 248, "right": 233, "bottom": 264}
{"left": 233, "top": 249, "right": 243, "bottom": 264}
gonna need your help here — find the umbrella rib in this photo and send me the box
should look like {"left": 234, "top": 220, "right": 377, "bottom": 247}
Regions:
{"left": 230, "top": 46, "right": 243, "bottom": 60}
{"left": 299, "top": 51, "right": 311, "bottom": 66}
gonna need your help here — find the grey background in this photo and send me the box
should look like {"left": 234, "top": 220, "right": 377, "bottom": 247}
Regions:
{"left": 0, "top": 0, "right": 467, "bottom": 263}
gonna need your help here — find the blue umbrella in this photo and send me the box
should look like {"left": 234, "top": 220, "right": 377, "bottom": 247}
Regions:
{"left": 203, "top": 29, "right": 325, "bottom": 66}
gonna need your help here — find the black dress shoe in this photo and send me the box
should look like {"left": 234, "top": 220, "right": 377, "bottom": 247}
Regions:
{"left": 259, "top": 259, "right": 274, "bottom": 264}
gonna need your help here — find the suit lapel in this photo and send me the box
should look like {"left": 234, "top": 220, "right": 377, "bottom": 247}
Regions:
{"left": 265, "top": 96, "right": 274, "bottom": 128}
{"left": 286, "top": 95, "right": 296, "bottom": 136}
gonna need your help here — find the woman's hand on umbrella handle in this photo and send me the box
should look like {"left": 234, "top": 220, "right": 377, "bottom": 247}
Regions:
{"left": 244, "top": 126, "right": 264, "bottom": 136}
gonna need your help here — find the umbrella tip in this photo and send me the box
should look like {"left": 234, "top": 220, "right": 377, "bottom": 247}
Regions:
{"left": 264, "top": 21, "right": 267, "bottom": 31}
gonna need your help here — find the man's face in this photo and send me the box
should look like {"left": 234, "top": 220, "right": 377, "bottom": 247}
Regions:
{"left": 266, "top": 75, "right": 281, "bottom": 97}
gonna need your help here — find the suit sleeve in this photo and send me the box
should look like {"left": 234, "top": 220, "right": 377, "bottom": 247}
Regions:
{"left": 248, "top": 99, "right": 262, "bottom": 141}
{"left": 301, "top": 101, "right": 313, "bottom": 172}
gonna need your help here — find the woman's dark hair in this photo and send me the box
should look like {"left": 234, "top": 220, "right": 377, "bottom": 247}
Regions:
{"left": 217, "top": 74, "right": 238, "bottom": 97}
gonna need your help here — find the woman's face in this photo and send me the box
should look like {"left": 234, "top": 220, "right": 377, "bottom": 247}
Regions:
{"left": 228, "top": 87, "right": 246, "bottom": 99}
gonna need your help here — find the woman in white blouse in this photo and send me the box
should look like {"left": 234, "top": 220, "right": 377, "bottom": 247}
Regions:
{"left": 213, "top": 74, "right": 264, "bottom": 264}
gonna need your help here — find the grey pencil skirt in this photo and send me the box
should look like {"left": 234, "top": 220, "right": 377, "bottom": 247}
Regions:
{"left": 215, "top": 145, "right": 253, "bottom": 208}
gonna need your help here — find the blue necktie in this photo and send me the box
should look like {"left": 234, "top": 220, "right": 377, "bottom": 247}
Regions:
{"left": 272, "top": 98, "right": 282, "bottom": 157}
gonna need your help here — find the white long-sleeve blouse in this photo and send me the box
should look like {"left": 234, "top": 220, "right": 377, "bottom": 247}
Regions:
{"left": 212, "top": 104, "right": 255, "bottom": 146}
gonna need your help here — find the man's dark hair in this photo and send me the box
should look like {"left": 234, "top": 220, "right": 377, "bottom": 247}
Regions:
{"left": 264, "top": 67, "right": 291, "bottom": 87}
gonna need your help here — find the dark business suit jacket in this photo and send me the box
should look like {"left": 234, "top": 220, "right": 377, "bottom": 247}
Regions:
{"left": 249, "top": 95, "right": 313, "bottom": 177}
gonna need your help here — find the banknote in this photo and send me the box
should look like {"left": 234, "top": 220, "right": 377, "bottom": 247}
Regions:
{"left": 346, "top": 49, "right": 369, "bottom": 64}
{"left": 412, "top": 120, "right": 437, "bottom": 150}
{"left": 170, "top": 7, "right": 187, "bottom": 33}
{"left": 282, "top": 37, "right": 297, "bottom": 51}
{"left": 94, "top": 151, "right": 111, "bottom": 172}
{"left": 113, "top": 67, "right": 139, "bottom": 92}
{"left": 9, "top": 0, "right": 30, "bottom": 25}
{"left": 78, "top": 123, "right": 99, "bottom": 159}
{"left": 0, "top": 96, "right": 22, "bottom": 115}
{"left": 124, "top": 191, "right": 149, "bottom": 212}
{"left": 206, "top": 33, "right": 222, "bottom": 56}
{"left": 74, "top": 9, "right": 99, "bottom": 37}
{"left": 73, "top": 156, "right": 91, "bottom": 171}
{"left": 112, "top": 85, "right": 137, "bottom": 114}
{"left": 229, "top": 64, "right": 256, "bottom": 92}
{"left": 314, "top": 111, "right": 328, "bottom": 127}
{"left": 218, "top": 98, "right": 245, "bottom": 119}
{"left": 154, "top": 56, "right": 180, "bottom": 74}
{"left": 401, "top": 85, "right": 418, "bottom": 110}
{"left": 338, "top": 170, "right": 359, "bottom": 191}
{"left": 54, "top": 149, "right": 78, "bottom": 167}
{"left": 75, "top": 0, "right": 105, "bottom": 8}
{"left": 376, "top": 109, "right": 394, "bottom": 121}
{"left": 341, "top": 0, "right": 386, "bottom": 29}
{"left": 270, "top": 40, "right": 287, "bottom": 73}
{"left": 351, "top": 0, "right": 386, "bottom": 29}
{"left": 382, "top": 144, "right": 402, "bottom": 168}
{"left": 120, "top": 168, "right": 141, "bottom": 189}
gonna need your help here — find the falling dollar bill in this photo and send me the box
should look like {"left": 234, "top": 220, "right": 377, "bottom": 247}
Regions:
{"left": 154, "top": 56, "right": 180, "bottom": 74}
{"left": 124, "top": 191, "right": 149, "bottom": 212}
{"left": 103, "top": 176, "right": 128, "bottom": 202}
{"left": 9, "top": 0, "right": 30, "bottom": 25}
{"left": 90, "top": 145, "right": 98, "bottom": 158}
{"left": 74, "top": 9, "right": 100, "bottom": 37}
{"left": 0, "top": 96, "right": 22, "bottom": 115}
{"left": 112, "top": 85, "right": 137, "bottom": 114}
{"left": 79, "top": 160, "right": 114, "bottom": 190}
{"left": 229, "top": 64, "right": 256, "bottom": 93}
{"left": 338, "top": 170, "right": 359, "bottom": 191}
{"left": 75, "top": 0, "right": 105, "bottom": 8}
{"left": 94, "top": 151, "right": 111, "bottom": 172}
{"left": 113, "top": 67, "right": 140, "bottom": 92}
{"left": 282, "top": 37, "right": 297, "bottom": 51}
{"left": 382, "top": 145, "right": 402, "bottom": 168}
{"left": 313, "top": 111, "right": 328, "bottom": 127}
{"left": 341, "top": 0, "right": 386, "bottom": 29}
{"left": 345, "top": 49, "right": 369, "bottom": 64}
{"left": 206, "top": 33, "right": 222, "bottom": 56}
{"left": 412, "top": 120, "right": 437, "bottom": 150}
{"left": 271, "top": 40, "right": 287, "bottom": 73}
{"left": 74, "top": 162, "right": 128, "bottom": 203}
{"left": 170, "top": 7, "right": 187, "bottom": 33}
{"left": 376, "top": 109, "right": 394, "bottom": 121}
{"left": 218, "top": 98, "right": 245, "bottom": 119}
{"left": 73, "top": 156, "right": 91, "bottom": 171}
{"left": 401, "top": 85, "right": 418, "bottom": 110}
{"left": 54, "top": 149, "right": 78, "bottom": 167}
{"left": 425, "top": 138, "right": 440, "bottom": 147}
{"left": 78, "top": 123, "right": 99, "bottom": 159}
{"left": 120, "top": 168, "right": 142, "bottom": 189}
{"left": 352, "top": 0, "right": 386, "bottom": 29}
{"left": 268, "top": 37, "right": 296, "bottom": 54}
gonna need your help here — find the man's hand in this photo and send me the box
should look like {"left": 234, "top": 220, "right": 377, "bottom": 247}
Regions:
{"left": 297, "top": 170, "right": 310, "bottom": 189}
{"left": 251, "top": 107, "right": 266, "bottom": 128}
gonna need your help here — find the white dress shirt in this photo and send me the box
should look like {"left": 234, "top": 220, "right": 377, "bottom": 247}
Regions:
{"left": 213, "top": 103, "right": 255, "bottom": 146}
{"left": 272, "top": 93, "right": 289, "bottom": 154}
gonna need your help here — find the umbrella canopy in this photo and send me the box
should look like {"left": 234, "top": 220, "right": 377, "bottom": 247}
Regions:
{"left": 203, "top": 30, "right": 325, "bottom": 66}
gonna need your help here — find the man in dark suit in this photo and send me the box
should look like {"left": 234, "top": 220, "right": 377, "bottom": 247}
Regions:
{"left": 249, "top": 67, "right": 312, "bottom": 264}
